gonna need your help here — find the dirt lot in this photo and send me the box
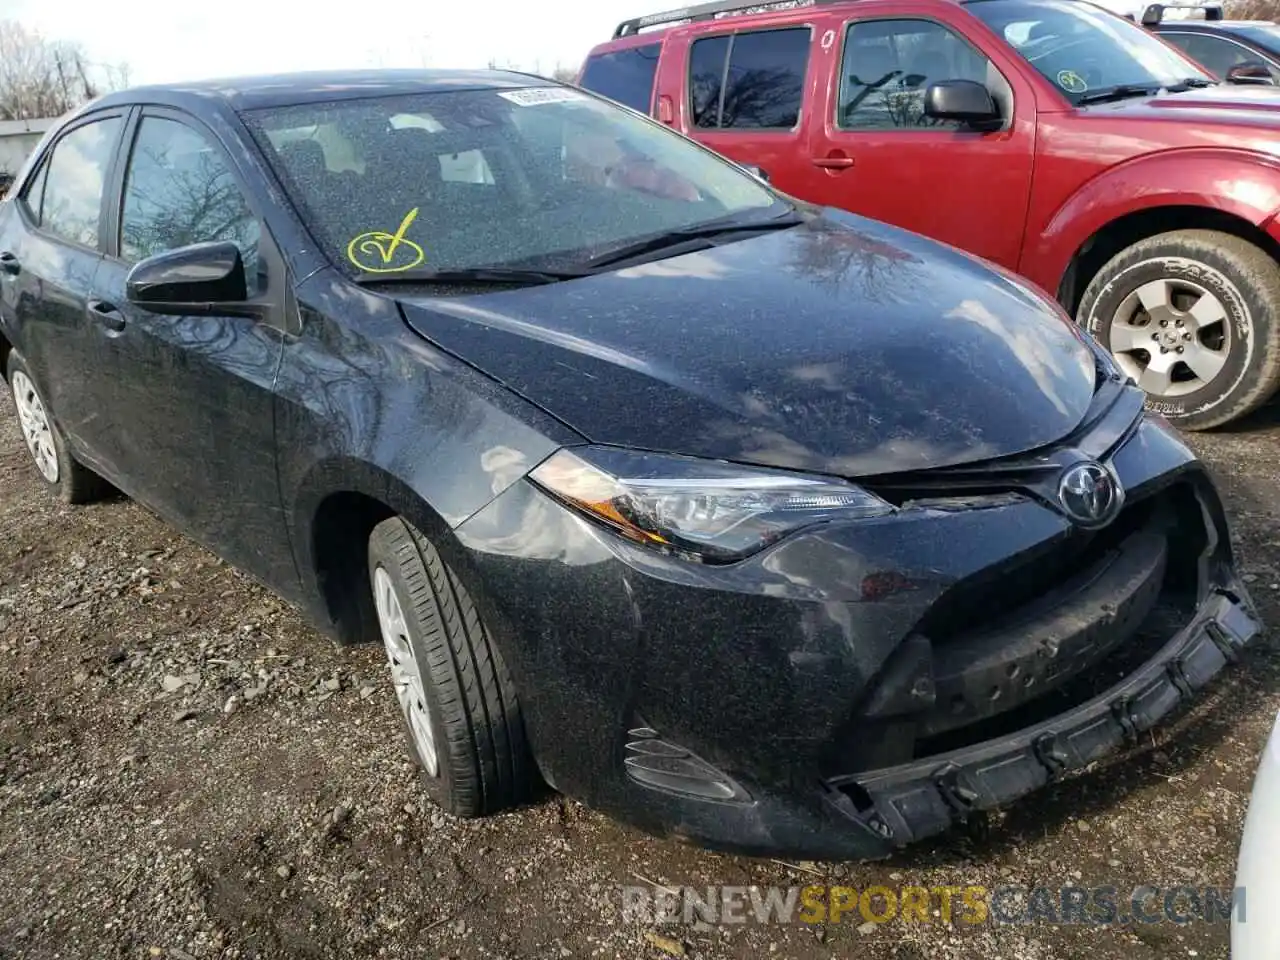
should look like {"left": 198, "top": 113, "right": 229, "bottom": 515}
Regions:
{"left": 0, "top": 393, "right": 1277, "bottom": 960}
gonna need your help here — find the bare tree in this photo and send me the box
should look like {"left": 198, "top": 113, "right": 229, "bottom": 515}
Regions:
{"left": 1224, "top": 0, "right": 1279, "bottom": 17}
{"left": 0, "top": 21, "right": 127, "bottom": 120}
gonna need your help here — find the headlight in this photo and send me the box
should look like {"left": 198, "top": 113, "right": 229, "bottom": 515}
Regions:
{"left": 530, "top": 446, "right": 894, "bottom": 562}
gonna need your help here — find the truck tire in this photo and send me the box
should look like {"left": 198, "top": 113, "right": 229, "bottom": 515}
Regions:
{"left": 367, "top": 516, "right": 534, "bottom": 816}
{"left": 1078, "top": 229, "right": 1280, "bottom": 430}
{"left": 5, "top": 351, "right": 111, "bottom": 504}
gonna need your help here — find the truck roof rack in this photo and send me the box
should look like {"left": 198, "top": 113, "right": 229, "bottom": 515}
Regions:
{"left": 1139, "top": 2, "right": 1224, "bottom": 26}
{"left": 613, "top": 0, "right": 839, "bottom": 39}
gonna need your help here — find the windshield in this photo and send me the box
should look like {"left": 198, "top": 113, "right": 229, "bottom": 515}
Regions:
{"left": 1230, "top": 23, "right": 1280, "bottom": 51}
{"left": 247, "top": 86, "right": 780, "bottom": 277}
{"left": 966, "top": 0, "right": 1212, "bottom": 103}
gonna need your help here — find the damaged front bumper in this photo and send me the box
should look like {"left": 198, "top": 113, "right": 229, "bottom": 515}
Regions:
{"left": 840, "top": 587, "right": 1260, "bottom": 847}
{"left": 456, "top": 391, "right": 1264, "bottom": 860}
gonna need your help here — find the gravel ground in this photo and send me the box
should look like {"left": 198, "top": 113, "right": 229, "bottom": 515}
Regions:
{"left": 0, "top": 390, "right": 1277, "bottom": 960}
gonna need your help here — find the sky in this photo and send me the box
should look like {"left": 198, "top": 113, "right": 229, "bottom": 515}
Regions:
{"left": 0, "top": 0, "right": 675, "bottom": 85}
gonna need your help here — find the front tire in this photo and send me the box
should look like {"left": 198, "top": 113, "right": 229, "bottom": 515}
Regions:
{"left": 1078, "top": 229, "right": 1280, "bottom": 430}
{"left": 367, "top": 517, "right": 533, "bottom": 816}
{"left": 5, "top": 352, "right": 109, "bottom": 503}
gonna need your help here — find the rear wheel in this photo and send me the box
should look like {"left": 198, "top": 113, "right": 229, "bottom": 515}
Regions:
{"left": 1078, "top": 229, "right": 1280, "bottom": 430}
{"left": 5, "top": 352, "right": 110, "bottom": 503}
{"left": 367, "top": 516, "right": 533, "bottom": 816}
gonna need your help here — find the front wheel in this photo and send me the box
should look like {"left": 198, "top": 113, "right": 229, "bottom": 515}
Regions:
{"left": 367, "top": 517, "right": 534, "bottom": 816}
{"left": 1078, "top": 229, "right": 1280, "bottom": 430}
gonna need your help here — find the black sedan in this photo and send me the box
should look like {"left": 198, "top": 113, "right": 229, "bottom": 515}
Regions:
{"left": 0, "top": 69, "right": 1262, "bottom": 859}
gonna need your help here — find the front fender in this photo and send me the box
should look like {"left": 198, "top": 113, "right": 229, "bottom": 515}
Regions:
{"left": 1023, "top": 148, "right": 1280, "bottom": 295}
{"left": 275, "top": 268, "right": 584, "bottom": 637}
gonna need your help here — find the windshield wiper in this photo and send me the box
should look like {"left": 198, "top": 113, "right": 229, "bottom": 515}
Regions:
{"left": 582, "top": 211, "right": 806, "bottom": 270}
{"left": 1166, "top": 77, "right": 1217, "bottom": 91}
{"left": 354, "top": 266, "right": 590, "bottom": 287}
{"left": 1076, "top": 83, "right": 1161, "bottom": 105}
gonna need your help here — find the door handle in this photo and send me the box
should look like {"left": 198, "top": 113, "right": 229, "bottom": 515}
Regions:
{"left": 88, "top": 299, "right": 126, "bottom": 332}
{"left": 0, "top": 251, "right": 20, "bottom": 276}
{"left": 813, "top": 155, "right": 855, "bottom": 170}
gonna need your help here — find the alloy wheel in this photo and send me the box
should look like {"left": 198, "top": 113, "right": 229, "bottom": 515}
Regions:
{"left": 373, "top": 565, "right": 439, "bottom": 776}
{"left": 1108, "top": 276, "right": 1231, "bottom": 398}
{"left": 10, "top": 370, "right": 59, "bottom": 483}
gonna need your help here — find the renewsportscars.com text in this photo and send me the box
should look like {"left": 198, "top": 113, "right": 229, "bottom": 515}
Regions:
{"left": 620, "top": 883, "right": 1243, "bottom": 927}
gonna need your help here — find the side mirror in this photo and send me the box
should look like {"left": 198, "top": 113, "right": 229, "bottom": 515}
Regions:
{"left": 125, "top": 241, "right": 253, "bottom": 316}
{"left": 923, "top": 80, "right": 1002, "bottom": 130}
{"left": 740, "top": 163, "right": 770, "bottom": 183}
{"left": 1225, "top": 62, "right": 1276, "bottom": 85}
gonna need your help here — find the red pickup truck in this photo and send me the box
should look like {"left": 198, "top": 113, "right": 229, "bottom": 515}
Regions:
{"left": 579, "top": 0, "right": 1280, "bottom": 429}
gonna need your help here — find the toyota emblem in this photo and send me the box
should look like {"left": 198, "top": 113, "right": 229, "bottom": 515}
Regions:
{"left": 1058, "top": 461, "right": 1124, "bottom": 528}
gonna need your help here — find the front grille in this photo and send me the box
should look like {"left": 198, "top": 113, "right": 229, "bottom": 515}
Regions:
{"left": 922, "top": 528, "right": 1168, "bottom": 737}
{"left": 914, "top": 593, "right": 1190, "bottom": 758}
{"left": 910, "top": 484, "right": 1208, "bottom": 755}
{"left": 917, "top": 494, "right": 1164, "bottom": 645}
{"left": 819, "top": 483, "right": 1210, "bottom": 777}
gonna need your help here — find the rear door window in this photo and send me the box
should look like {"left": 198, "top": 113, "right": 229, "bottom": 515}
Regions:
{"left": 690, "top": 35, "right": 732, "bottom": 128}
{"left": 580, "top": 44, "right": 662, "bottom": 113}
{"left": 18, "top": 159, "right": 49, "bottom": 222}
{"left": 37, "top": 117, "right": 123, "bottom": 248}
{"left": 688, "top": 27, "right": 811, "bottom": 130}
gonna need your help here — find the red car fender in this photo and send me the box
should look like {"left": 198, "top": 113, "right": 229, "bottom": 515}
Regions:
{"left": 1021, "top": 148, "right": 1280, "bottom": 298}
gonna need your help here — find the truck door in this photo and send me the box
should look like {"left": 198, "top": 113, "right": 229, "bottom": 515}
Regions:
{"left": 659, "top": 21, "right": 826, "bottom": 199}
{"left": 801, "top": 4, "right": 1038, "bottom": 271}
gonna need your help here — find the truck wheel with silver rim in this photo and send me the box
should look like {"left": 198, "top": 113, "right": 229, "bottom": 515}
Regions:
{"left": 367, "top": 516, "right": 533, "bottom": 816}
{"left": 5, "top": 351, "right": 110, "bottom": 503}
{"left": 1078, "top": 229, "right": 1280, "bottom": 430}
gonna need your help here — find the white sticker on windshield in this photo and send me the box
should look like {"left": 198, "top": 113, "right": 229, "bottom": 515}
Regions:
{"left": 498, "top": 87, "right": 588, "bottom": 106}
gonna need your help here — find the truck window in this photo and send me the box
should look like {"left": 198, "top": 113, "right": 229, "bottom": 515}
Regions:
{"left": 690, "top": 35, "right": 732, "bottom": 128}
{"left": 688, "top": 27, "right": 811, "bottom": 130}
{"left": 580, "top": 44, "right": 662, "bottom": 114}
{"left": 839, "top": 19, "right": 993, "bottom": 130}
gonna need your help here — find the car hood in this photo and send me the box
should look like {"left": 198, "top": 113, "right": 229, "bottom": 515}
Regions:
{"left": 396, "top": 211, "right": 1097, "bottom": 477}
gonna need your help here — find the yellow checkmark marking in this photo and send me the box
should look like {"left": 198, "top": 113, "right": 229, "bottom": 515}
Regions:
{"left": 347, "top": 207, "right": 425, "bottom": 273}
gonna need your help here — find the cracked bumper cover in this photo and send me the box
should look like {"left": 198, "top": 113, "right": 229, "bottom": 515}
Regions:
{"left": 455, "top": 408, "right": 1263, "bottom": 860}
{"left": 840, "top": 588, "right": 1260, "bottom": 847}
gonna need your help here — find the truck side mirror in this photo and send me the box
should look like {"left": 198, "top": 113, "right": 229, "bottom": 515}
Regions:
{"left": 924, "top": 80, "right": 1002, "bottom": 131}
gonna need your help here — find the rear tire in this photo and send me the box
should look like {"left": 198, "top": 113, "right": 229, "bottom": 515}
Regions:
{"left": 5, "top": 352, "right": 110, "bottom": 504}
{"left": 1078, "top": 229, "right": 1280, "bottom": 430}
{"left": 367, "top": 516, "right": 533, "bottom": 816}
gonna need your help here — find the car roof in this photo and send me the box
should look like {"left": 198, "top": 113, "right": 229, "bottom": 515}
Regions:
{"left": 91, "top": 69, "right": 553, "bottom": 113}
